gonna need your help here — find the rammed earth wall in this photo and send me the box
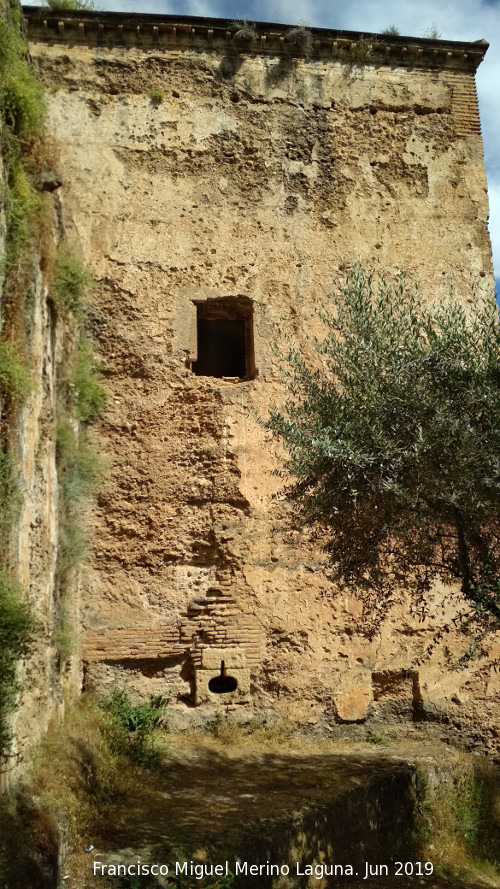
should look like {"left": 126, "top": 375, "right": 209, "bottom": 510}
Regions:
{"left": 24, "top": 7, "right": 499, "bottom": 746}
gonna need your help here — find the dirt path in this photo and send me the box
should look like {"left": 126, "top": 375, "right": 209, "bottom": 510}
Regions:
{"left": 83, "top": 737, "right": 499, "bottom": 889}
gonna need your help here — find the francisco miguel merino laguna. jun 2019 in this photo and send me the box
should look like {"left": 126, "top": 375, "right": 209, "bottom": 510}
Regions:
{"left": 92, "top": 860, "right": 435, "bottom": 879}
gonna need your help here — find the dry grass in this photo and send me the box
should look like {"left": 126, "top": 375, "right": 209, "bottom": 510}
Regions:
{"left": 165, "top": 714, "right": 373, "bottom": 757}
{"left": 3, "top": 698, "right": 498, "bottom": 889}
{"left": 25, "top": 696, "right": 144, "bottom": 882}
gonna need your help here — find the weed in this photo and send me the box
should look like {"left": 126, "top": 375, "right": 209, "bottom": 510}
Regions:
{"left": 0, "top": 21, "right": 45, "bottom": 138}
{"left": 56, "top": 419, "right": 105, "bottom": 573}
{"left": 343, "top": 37, "right": 372, "bottom": 72}
{"left": 367, "top": 729, "right": 391, "bottom": 746}
{"left": 0, "top": 566, "right": 34, "bottom": 756}
{"left": 207, "top": 712, "right": 298, "bottom": 748}
{"left": 52, "top": 247, "right": 95, "bottom": 315}
{"left": 0, "top": 448, "right": 14, "bottom": 529}
{"left": 52, "top": 604, "right": 73, "bottom": 665}
{"left": 27, "top": 696, "right": 143, "bottom": 855}
{"left": 422, "top": 24, "right": 442, "bottom": 39}
{"left": 148, "top": 88, "right": 164, "bottom": 107}
{"left": 99, "top": 687, "right": 168, "bottom": 766}
{"left": 56, "top": 420, "right": 104, "bottom": 501}
{"left": 285, "top": 25, "right": 313, "bottom": 56}
{"left": 0, "top": 448, "right": 23, "bottom": 559}
{"left": 42, "top": 0, "right": 96, "bottom": 9}
{"left": 0, "top": 339, "right": 32, "bottom": 404}
{"left": 230, "top": 19, "right": 257, "bottom": 45}
{"left": 71, "top": 337, "right": 106, "bottom": 423}
{"left": 4, "top": 159, "right": 42, "bottom": 263}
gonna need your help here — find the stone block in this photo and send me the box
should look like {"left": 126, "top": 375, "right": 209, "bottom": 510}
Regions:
{"left": 335, "top": 684, "right": 372, "bottom": 723}
{"left": 200, "top": 647, "right": 247, "bottom": 670}
{"left": 195, "top": 667, "right": 251, "bottom": 706}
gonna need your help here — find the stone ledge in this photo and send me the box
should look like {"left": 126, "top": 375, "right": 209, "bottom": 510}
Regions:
{"left": 23, "top": 7, "right": 487, "bottom": 73}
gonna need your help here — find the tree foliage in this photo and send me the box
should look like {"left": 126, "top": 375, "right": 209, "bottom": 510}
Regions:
{"left": 266, "top": 265, "right": 500, "bottom": 625}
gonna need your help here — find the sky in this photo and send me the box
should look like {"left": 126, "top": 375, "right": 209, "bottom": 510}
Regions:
{"left": 24, "top": 0, "right": 500, "bottom": 290}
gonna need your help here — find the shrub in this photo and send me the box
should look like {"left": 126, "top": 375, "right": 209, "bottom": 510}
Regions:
{"left": 99, "top": 687, "right": 168, "bottom": 765}
{"left": 148, "top": 88, "right": 164, "bottom": 107}
{"left": 230, "top": 19, "right": 257, "bottom": 45}
{"left": 0, "top": 567, "right": 33, "bottom": 755}
{"left": 286, "top": 25, "right": 313, "bottom": 56}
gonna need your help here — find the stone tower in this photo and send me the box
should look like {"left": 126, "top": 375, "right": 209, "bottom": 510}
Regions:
{"left": 24, "top": 7, "right": 498, "bottom": 744}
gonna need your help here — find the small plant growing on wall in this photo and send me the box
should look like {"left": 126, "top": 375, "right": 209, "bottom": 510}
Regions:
{"left": 52, "top": 246, "right": 95, "bottom": 316}
{"left": 148, "top": 88, "right": 164, "bottom": 107}
{"left": 41, "top": 0, "right": 96, "bottom": 10}
{"left": 285, "top": 25, "right": 313, "bottom": 56}
{"left": 0, "top": 567, "right": 34, "bottom": 757}
{"left": 230, "top": 19, "right": 258, "bottom": 46}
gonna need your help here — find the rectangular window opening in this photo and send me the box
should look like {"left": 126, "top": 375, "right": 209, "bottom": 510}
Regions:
{"left": 192, "top": 297, "right": 255, "bottom": 380}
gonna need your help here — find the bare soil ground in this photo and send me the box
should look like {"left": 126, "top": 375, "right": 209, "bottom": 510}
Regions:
{"left": 79, "top": 734, "right": 499, "bottom": 889}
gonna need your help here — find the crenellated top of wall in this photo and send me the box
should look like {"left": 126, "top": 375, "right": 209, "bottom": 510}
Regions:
{"left": 23, "top": 6, "right": 488, "bottom": 74}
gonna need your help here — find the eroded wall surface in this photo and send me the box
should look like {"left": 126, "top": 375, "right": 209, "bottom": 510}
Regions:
{"left": 27, "top": 15, "right": 499, "bottom": 746}
{"left": 1, "top": 2, "right": 71, "bottom": 785}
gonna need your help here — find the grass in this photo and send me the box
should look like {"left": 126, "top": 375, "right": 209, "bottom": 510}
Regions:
{"left": 3, "top": 159, "right": 42, "bottom": 264}
{"left": 56, "top": 419, "right": 105, "bottom": 573}
{"left": 3, "top": 704, "right": 498, "bottom": 888}
{"left": 0, "top": 20, "right": 45, "bottom": 139}
{"left": 0, "top": 566, "right": 34, "bottom": 757}
{"left": 52, "top": 247, "right": 95, "bottom": 316}
{"left": 26, "top": 697, "right": 143, "bottom": 862}
{"left": 0, "top": 339, "right": 32, "bottom": 405}
{"left": 52, "top": 603, "right": 74, "bottom": 666}
{"left": 9, "top": 692, "right": 168, "bottom": 880}
{"left": 56, "top": 420, "right": 104, "bottom": 500}
{"left": 72, "top": 337, "right": 106, "bottom": 423}
{"left": 417, "top": 756, "right": 500, "bottom": 879}
{"left": 367, "top": 728, "right": 391, "bottom": 746}
{"left": 0, "top": 447, "right": 17, "bottom": 540}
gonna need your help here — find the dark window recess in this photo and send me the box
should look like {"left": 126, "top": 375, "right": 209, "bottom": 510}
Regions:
{"left": 208, "top": 660, "right": 238, "bottom": 694}
{"left": 192, "top": 298, "right": 255, "bottom": 380}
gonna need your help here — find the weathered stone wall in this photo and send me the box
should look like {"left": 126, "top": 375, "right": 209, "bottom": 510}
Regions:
{"left": 1, "top": 3, "right": 61, "bottom": 785}
{"left": 25, "top": 10, "right": 499, "bottom": 746}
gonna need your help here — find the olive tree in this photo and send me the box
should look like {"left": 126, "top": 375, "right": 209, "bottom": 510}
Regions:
{"left": 266, "top": 265, "right": 500, "bottom": 627}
